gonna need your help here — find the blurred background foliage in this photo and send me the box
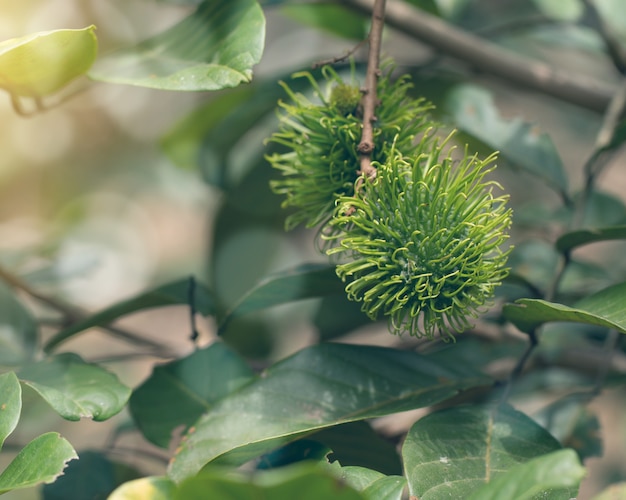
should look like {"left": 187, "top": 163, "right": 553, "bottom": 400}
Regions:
{"left": 2, "top": 0, "right": 626, "bottom": 498}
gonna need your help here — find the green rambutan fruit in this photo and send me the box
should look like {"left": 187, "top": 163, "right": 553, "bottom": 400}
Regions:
{"left": 325, "top": 134, "right": 512, "bottom": 339}
{"left": 266, "top": 65, "right": 432, "bottom": 231}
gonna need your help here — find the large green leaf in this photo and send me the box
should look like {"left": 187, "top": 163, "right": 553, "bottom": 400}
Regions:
{"left": 503, "top": 280, "right": 626, "bottom": 333}
{"left": 107, "top": 476, "right": 176, "bottom": 500}
{"left": 44, "top": 278, "right": 214, "bottom": 352}
{"left": 0, "top": 432, "right": 77, "bottom": 494}
{"left": 556, "top": 225, "right": 626, "bottom": 253}
{"left": 0, "top": 372, "right": 21, "bottom": 449}
{"left": 168, "top": 343, "right": 490, "bottom": 482}
{"left": 467, "top": 449, "right": 584, "bottom": 500}
{"left": 174, "top": 464, "right": 366, "bottom": 500}
{"left": 219, "top": 263, "right": 344, "bottom": 333}
{"left": 402, "top": 404, "right": 566, "bottom": 499}
{"left": 446, "top": 85, "right": 568, "bottom": 195}
{"left": 0, "top": 282, "right": 37, "bottom": 366}
{"left": 90, "top": 0, "right": 265, "bottom": 91}
{"left": 130, "top": 342, "right": 254, "bottom": 448}
{"left": 0, "top": 26, "right": 97, "bottom": 98}
{"left": 18, "top": 353, "right": 131, "bottom": 421}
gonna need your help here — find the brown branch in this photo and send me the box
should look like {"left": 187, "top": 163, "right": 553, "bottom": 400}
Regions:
{"left": 0, "top": 265, "right": 172, "bottom": 355}
{"left": 339, "top": 0, "right": 616, "bottom": 113}
{"left": 312, "top": 38, "right": 368, "bottom": 69}
{"left": 357, "top": 0, "right": 386, "bottom": 181}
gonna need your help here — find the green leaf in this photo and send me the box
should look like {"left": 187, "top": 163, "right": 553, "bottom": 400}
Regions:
{"left": 168, "top": 343, "right": 489, "bottom": 482}
{"left": 0, "top": 432, "right": 77, "bottom": 494}
{"left": 0, "top": 372, "right": 21, "bottom": 449}
{"left": 219, "top": 263, "right": 344, "bottom": 333}
{"left": 402, "top": 404, "right": 565, "bottom": 499}
{"left": 174, "top": 464, "right": 366, "bottom": 500}
{"left": 446, "top": 85, "right": 568, "bottom": 194}
{"left": 42, "top": 450, "right": 141, "bottom": 500}
{"left": 331, "top": 466, "right": 405, "bottom": 500}
{"left": 0, "top": 281, "right": 37, "bottom": 366}
{"left": 108, "top": 476, "right": 176, "bottom": 500}
{"left": 18, "top": 353, "right": 131, "bottom": 421}
{"left": 0, "top": 26, "right": 97, "bottom": 98}
{"left": 467, "top": 449, "right": 584, "bottom": 500}
{"left": 281, "top": 4, "right": 368, "bottom": 40}
{"left": 130, "top": 343, "right": 254, "bottom": 448}
{"left": 503, "top": 280, "right": 626, "bottom": 333}
{"left": 44, "top": 278, "right": 214, "bottom": 352}
{"left": 556, "top": 225, "right": 626, "bottom": 253}
{"left": 90, "top": 0, "right": 265, "bottom": 91}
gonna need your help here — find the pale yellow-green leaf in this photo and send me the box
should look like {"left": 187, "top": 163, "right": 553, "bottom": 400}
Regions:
{"left": 0, "top": 25, "right": 97, "bottom": 98}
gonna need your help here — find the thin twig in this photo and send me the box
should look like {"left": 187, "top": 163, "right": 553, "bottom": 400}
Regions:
{"left": 0, "top": 265, "right": 171, "bottom": 354}
{"left": 357, "top": 0, "right": 386, "bottom": 181}
{"left": 573, "top": 78, "right": 626, "bottom": 228}
{"left": 312, "top": 39, "right": 368, "bottom": 69}
{"left": 582, "top": 0, "right": 626, "bottom": 75}
{"left": 339, "top": 0, "right": 615, "bottom": 112}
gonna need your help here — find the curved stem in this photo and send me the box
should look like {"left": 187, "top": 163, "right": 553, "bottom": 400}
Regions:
{"left": 357, "top": 0, "right": 386, "bottom": 181}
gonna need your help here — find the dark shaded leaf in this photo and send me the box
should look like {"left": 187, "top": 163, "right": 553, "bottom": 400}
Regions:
{"left": 314, "top": 421, "right": 402, "bottom": 475}
{"left": 90, "top": 0, "right": 265, "bottom": 91}
{"left": 168, "top": 343, "right": 490, "bottom": 481}
{"left": 219, "top": 263, "right": 344, "bottom": 333}
{"left": 130, "top": 343, "right": 254, "bottom": 448}
{"left": 44, "top": 278, "right": 214, "bottom": 352}
{"left": 42, "top": 450, "right": 141, "bottom": 500}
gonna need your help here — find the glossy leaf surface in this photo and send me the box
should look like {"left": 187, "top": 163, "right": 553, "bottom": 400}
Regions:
{"left": 90, "top": 0, "right": 265, "bottom": 91}
{"left": 0, "top": 26, "right": 97, "bottom": 97}
{"left": 556, "top": 225, "right": 626, "bottom": 253}
{"left": 130, "top": 342, "right": 254, "bottom": 448}
{"left": 168, "top": 343, "right": 489, "bottom": 481}
{"left": 0, "top": 433, "right": 77, "bottom": 494}
{"left": 504, "top": 281, "right": 626, "bottom": 333}
{"left": 45, "top": 278, "right": 214, "bottom": 352}
{"left": 467, "top": 449, "right": 584, "bottom": 499}
{"left": 403, "top": 404, "right": 565, "bottom": 499}
{"left": 18, "top": 353, "right": 131, "bottom": 421}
